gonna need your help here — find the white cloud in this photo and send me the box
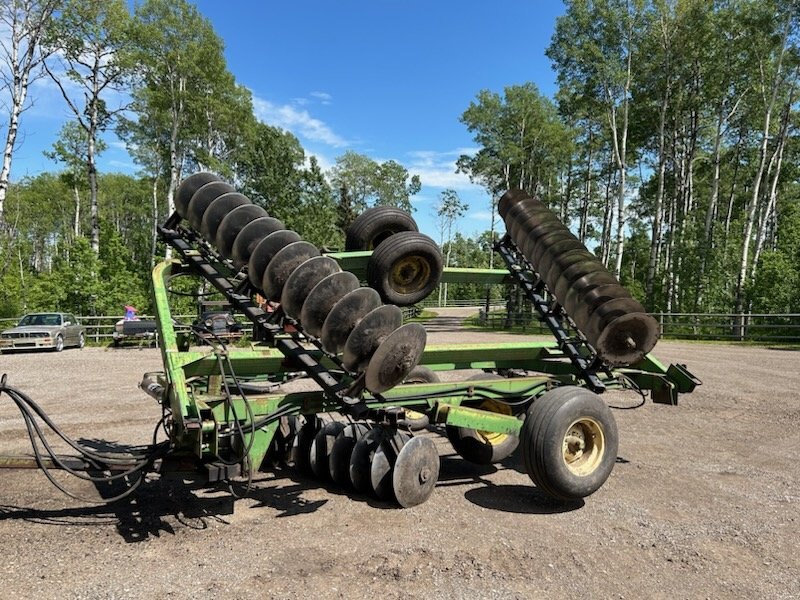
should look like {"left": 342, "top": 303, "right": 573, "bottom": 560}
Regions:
{"left": 406, "top": 147, "right": 483, "bottom": 192}
{"left": 252, "top": 95, "right": 349, "bottom": 148}
{"left": 310, "top": 91, "right": 332, "bottom": 105}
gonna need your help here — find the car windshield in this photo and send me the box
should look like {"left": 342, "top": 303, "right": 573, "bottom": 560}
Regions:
{"left": 18, "top": 314, "right": 62, "bottom": 327}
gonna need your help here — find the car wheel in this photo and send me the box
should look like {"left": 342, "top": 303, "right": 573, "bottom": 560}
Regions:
{"left": 78, "top": 332, "right": 86, "bottom": 349}
{"left": 54, "top": 335, "right": 64, "bottom": 352}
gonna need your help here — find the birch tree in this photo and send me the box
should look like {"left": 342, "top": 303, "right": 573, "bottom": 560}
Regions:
{"left": 0, "top": 0, "right": 59, "bottom": 227}
{"left": 43, "top": 0, "right": 133, "bottom": 254}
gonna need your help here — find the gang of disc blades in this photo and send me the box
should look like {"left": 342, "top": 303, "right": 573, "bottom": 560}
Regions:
{"left": 364, "top": 323, "right": 427, "bottom": 394}
{"left": 309, "top": 421, "right": 346, "bottom": 481}
{"left": 593, "top": 303, "right": 659, "bottom": 366}
{"left": 231, "top": 216, "right": 286, "bottom": 269}
{"left": 215, "top": 204, "right": 269, "bottom": 259}
{"left": 200, "top": 192, "right": 250, "bottom": 243}
{"left": 393, "top": 436, "right": 440, "bottom": 508}
{"left": 342, "top": 305, "right": 404, "bottom": 372}
{"left": 187, "top": 181, "right": 235, "bottom": 231}
{"left": 553, "top": 258, "right": 610, "bottom": 303}
{"left": 320, "top": 287, "right": 382, "bottom": 354}
{"left": 247, "top": 230, "right": 301, "bottom": 290}
{"left": 280, "top": 255, "right": 341, "bottom": 320}
{"left": 262, "top": 241, "right": 320, "bottom": 301}
{"left": 329, "top": 423, "right": 371, "bottom": 487}
{"left": 571, "top": 284, "right": 633, "bottom": 332}
{"left": 175, "top": 172, "right": 220, "bottom": 218}
{"left": 349, "top": 427, "right": 386, "bottom": 494}
{"left": 300, "top": 272, "right": 360, "bottom": 338}
{"left": 497, "top": 189, "right": 530, "bottom": 218}
{"left": 370, "top": 430, "right": 411, "bottom": 501}
{"left": 561, "top": 270, "right": 620, "bottom": 321}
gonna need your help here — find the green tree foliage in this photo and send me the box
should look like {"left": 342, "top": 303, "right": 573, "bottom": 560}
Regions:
{"left": 43, "top": 0, "right": 134, "bottom": 254}
{"left": 329, "top": 151, "right": 421, "bottom": 226}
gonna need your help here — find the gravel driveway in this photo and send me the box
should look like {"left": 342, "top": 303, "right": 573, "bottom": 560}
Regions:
{"left": 0, "top": 313, "right": 798, "bottom": 599}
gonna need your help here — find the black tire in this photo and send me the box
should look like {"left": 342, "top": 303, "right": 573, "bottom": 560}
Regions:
{"left": 446, "top": 373, "right": 519, "bottom": 465}
{"left": 344, "top": 206, "right": 418, "bottom": 251}
{"left": 78, "top": 332, "right": 86, "bottom": 350}
{"left": 366, "top": 231, "right": 443, "bottom": 306}
{"left": 521, "top": 386, "right": 618, "bottom": 500}
{"left": 54, "top": 334, "right": 64, "bottom": 352}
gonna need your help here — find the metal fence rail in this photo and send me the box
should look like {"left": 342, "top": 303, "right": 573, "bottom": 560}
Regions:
{"left": 0, "top": 306, "right": 422, "bottom": 345}
{"left": 468, "top": 311, "right": 800, "bottom": 343}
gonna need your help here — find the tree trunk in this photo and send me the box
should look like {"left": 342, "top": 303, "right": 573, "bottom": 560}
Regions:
{"left": 734, "top": 17, "right": 791, "bottom": 331}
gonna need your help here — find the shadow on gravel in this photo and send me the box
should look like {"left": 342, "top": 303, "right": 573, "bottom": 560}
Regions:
{"left": 464, "top": 485, "right": 584, "bottom": 514}
{"left": 0, "top": 476, "right": 236, "bottom": 543}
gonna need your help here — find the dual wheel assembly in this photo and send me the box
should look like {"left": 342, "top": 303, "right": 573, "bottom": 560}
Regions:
{"left": 294, "top": 416, "right": 440, "bottom": 508}
{"left": 173, "top": 173, "right": 445, "bottom": 393}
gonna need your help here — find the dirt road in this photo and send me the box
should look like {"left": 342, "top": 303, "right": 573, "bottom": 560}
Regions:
{"left": 0, "top": 316, "right": 798, "bottom": 599}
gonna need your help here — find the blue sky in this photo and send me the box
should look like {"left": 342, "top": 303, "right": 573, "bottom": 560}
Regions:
{"left": 13, "top": 1, "right": 566, "bottom": 240}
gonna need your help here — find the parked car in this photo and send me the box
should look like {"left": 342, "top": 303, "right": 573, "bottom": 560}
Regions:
{"left": 193, "top": 310, "right": 243, "bottom": 342}
{"left": 0, "top": 312, "right": 86, "bottom": 353}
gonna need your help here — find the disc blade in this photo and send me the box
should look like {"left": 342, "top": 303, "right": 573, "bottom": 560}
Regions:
{"left": 370, "top": 430, "right": 411, "bottom": 501}
{"left": 263, "top": 241, "right": 321, "bottom": 301}
{"left": 200, "top": 192, "right": 250, "bottom": 243}
{"left": 553, "top": 258, "right": 611, "bottom": 304}
{"left": 320, "top": 287, "right": 382, "bottom": 354}
{"left": 392, "top": 436, "right": 440, "bottom": 508}
{"left": 231, "top": 216, "right": 286, "bottom": 269}
{"left": 329, "top": 423, "right": 371, "bottom": 487}
{"left": 342, "top": 305, "right": 404, "bottom": 372}
{"left": 309, "top": 421, "right": 346, "bottom": 481}
{"left": 301, "top": 272, "right": 360, "bottom": 338}
{"left": 247, "top": 230, "right": 301, "bottom": 290}
{"left": 350, "top": 427, "right": 385, "bottom": 494}
{"left": 593, "top": 302, "right": 659, "bottom": 366}
{"left": 281, "top": 256, "right": 341, "bottom": 320}
{"left": 176, "top": 172, "right": 220, "bottom": 218}
{"left": 216, "top": 204, "right": 269, "bottom": 259}
{"left": 561, "top": 270, "right": 620, "bottom": 321}
{"left": 187, "top": 181, "right": 235, "bottom": 231}
{"left": 571, "top": 283, "right": 632, "bottom": 332}
{"left": 364, "top": 323, "right": 427, "bottom": 394}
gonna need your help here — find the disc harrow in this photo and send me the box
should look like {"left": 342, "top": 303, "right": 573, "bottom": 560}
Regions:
{"left": 0, "top": 172, "right": 700, "bottom": 513}
{"left": 498, "top": 189, "right": 659, "bottom": 366}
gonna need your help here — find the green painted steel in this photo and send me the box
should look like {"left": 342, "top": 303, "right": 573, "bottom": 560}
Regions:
{"left": 145, "top": 248, "right": 697, "bottom": 479}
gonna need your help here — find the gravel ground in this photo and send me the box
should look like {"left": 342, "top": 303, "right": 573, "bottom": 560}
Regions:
{"left": 0, "top": 312, "right": 798, "bottom": 599}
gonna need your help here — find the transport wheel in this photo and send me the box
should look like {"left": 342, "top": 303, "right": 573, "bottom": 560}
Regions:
{"left": 344, "top": 206, "right": 418, "bottom": 251}
{"left": 446, "top": 373, "right": 520, "bottom": 465}
{"left": 521, "top": 386, "right": 618, "bottom": 500}
{"left": 366, "top": 231, "right": 443, "bottom": 306}
{"left": 78, "top": 332, "right": 85, "bottom": 349}
{"left": 309, "top": 421, "right": 346, "bottom": 481}
{"left": 54, "top": 335, "right": 64, "bottom": 352}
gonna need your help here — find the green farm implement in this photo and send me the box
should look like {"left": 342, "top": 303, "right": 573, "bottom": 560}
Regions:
{"left": 0, "top": 175, "right": 699, "bottom": 507}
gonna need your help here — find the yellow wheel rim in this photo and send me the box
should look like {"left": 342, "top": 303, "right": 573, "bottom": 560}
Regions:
{"left": 390, "top": 255, "right": 431, "bottom": 294}
{"left": 562, "top": 417, "right": 605, "bottom": 476}
{"left": 476, "top": 399, "right": 512, "bottom": 446}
